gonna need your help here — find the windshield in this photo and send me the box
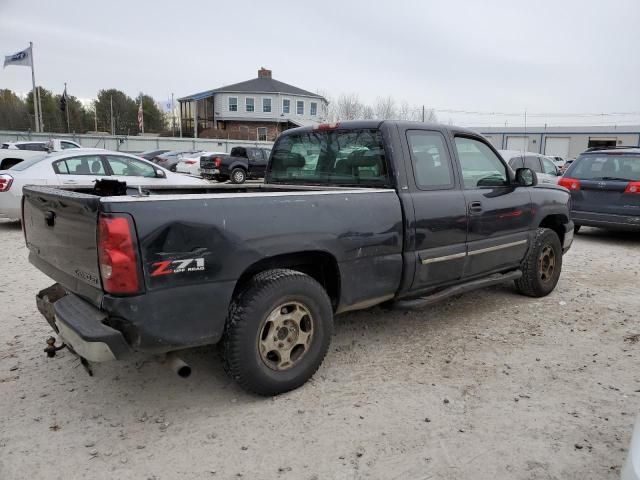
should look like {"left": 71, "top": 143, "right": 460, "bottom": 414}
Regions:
{"left": 9, "top": 155, "right": 47, "bottom": 171}
{"left": 268, "top": 129, "right": 391, "bottom": 187}
{"left": 568, "top": 154, "right": 640, "bottom": 181}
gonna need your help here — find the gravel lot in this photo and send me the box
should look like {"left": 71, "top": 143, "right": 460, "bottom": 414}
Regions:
{"left": 0, "top": 219, "right": 638, "bottom": 480}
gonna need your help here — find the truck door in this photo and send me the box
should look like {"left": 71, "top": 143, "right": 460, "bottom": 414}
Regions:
{"left": 405, "top": 129, "right": 468, "bottom": 290}
{"left": 453, "top": 135, "right": 531, "bottom": 278}
{"left": 248, "top": 149, "right": 267, "bottom": 178}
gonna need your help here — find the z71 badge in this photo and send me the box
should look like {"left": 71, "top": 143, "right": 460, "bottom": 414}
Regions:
{"left": 151, "top": 258, "right": 205, "bottom": 277}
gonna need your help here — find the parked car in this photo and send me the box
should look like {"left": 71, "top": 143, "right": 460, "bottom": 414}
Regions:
{"left": 0, "top": 139, "right": 81, "bottom": 170}
{"left": 548, "top": 156, "right": 566, "bottom": 169}
{"left": 138, "top": 149, "right": 170, "bottom": 161}
{"left": 0, "top": 148, "right": 208, "bottom": 220}
{"left": 176, "top": 151, "right": 225, "bottom": 176}
{"left": 559, "top": 146, "right": 640, "bottom": 232}
{"left": 200, "top": 146, "right": 271, "bottom": 183}
{"left": 559, "top": 158, "right": 575, "bottom": 174}
{"left": 499, "top": 150, "right": 561, "bottom": 184}
{"left": 23, "top": 120, "right": 573, "bottom": 396}
{"left": 153, "top": 150, "right": 203, "bottom": 172}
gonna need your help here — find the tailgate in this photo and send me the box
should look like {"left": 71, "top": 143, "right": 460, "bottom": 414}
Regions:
{"left": 23, "top": 185, "right": 103, "bottom": 304}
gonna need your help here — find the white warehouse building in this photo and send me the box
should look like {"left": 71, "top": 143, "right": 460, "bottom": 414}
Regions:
{"left": 475, "top": 125, "right": 640, "bottom": 159}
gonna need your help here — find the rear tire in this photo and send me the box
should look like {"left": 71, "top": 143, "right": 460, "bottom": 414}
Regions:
{"left": 515, "top": 228, "right": 562, "bottom": 297}
{"left": 230, "top": 168, "right": 246, "bottom": 184}
{"left": 223, "top": 269, "right": 333, "bottom": 396}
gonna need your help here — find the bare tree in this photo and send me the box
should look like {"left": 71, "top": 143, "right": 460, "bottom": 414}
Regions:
{"left": 336, "top": 93, "right": 364, "bottom": 120}
{"left": 373, "top": 96, "right": 397, "bottom": 120}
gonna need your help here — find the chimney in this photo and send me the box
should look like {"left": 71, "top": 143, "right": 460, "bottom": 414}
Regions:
{"left": 258, "top": 67, "right": 272, "bottom": 79}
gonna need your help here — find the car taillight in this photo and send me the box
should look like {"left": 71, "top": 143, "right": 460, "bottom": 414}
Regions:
{"left": 0, "top": 174, "right": 13, "bottom": 192}
{"left": 185, "top": 159, "right": 197, "bottom": 164}
{"left": 214, "top": 157, "right": 222, "bottom": 168}
{"left": 624, "top": 181, "right": 640, "bottom": 194}
{"left": 98, "top": 214, "right": 141, "bottom": 295}
{"left": 558, "top": 177, "right": 581, "bottom": 191}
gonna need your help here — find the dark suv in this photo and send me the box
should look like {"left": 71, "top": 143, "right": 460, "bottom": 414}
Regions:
{"left": 560, "top": 146, "right": 640, "bottom": 232}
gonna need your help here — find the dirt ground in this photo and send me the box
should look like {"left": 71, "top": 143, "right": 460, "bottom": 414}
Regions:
{"left": 0, "top": 219, "right": 638, "bottom": 480}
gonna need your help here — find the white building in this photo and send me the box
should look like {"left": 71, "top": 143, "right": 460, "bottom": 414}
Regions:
{"left": 476, "top": 125, "right": 640, "bottom": 159}
{"left": 178, "top": 68, "right": 328, "bottom": 140}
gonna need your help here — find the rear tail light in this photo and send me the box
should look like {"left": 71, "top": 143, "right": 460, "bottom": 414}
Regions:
{"left": 214, "top": 157, "right": 222, "bottom": 168}
{"left": 98, "top": 214, "right": 142, "bottom": 295}
{"left": 624, "top": 181, "right": 640, "bottom": 194}
{"left": 558, "top": 177, "right": 581, "bottom": 191}
{"left": 0, "top": 174, "right": 13, "bottom": 192}
{"left": 185, "top": 159, "right": 197, "bottom": 164}
{"left": 313, "top": 122, "right": 340, "bottom": 131}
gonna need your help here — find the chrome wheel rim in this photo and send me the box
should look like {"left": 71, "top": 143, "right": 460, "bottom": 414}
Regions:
{"left": 234, "top": 171, "right": 244, "bottom": 182}
{"left": 538, "top": 245, "right": 556, "bottom": 283}
{"left": 258, "top": 302, "right": 314, "bottom": 371}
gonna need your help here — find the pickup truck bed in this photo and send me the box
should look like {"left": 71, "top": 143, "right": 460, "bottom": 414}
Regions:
{"left": 24, "top": 120, "right": 574, "bottom": 396}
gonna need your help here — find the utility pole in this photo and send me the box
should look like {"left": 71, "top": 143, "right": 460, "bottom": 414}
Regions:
{"left": 28, "top": 41, "right": 40, "bottom": 132}
{"left": 93, "top": 105, "right": 97, "bottom": 132}
{"left": 37, "top": 86, "right": 43, "bottom": 132}
{"left": 64, "top": 82, "right": 70, "bottom": 133}
{"left": 110, "top": 95, "right": 115, "bottom": 135}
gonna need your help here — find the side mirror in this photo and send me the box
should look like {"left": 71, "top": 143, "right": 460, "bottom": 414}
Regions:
{"left": 515, "top": 167, "right": 537, "bottom": 187}
{"left": 155, "top": 169, "right": 166, "bottom": 178}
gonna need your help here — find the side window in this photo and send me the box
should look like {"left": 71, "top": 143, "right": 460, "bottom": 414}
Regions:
{"left": 406, "top": 130, "right": 453, "bottom": 189}
{"left": 508, "top": 156, "right": 524, "bottom": 170}
{"left": 107, "top": 156, "right": 156, "bottom": 178}
{"left": 524, "top": 156, "right": 542, "bottom": 172}
{"left": 541, "top": 157, "right": 557, "bottom": 175}
{"left": 55, "top": 155, "right": 106, "bottom": 176}
{"left": 454, "top": 137, "right": 508, "bottom": 188}
{"left": 61, "top": 141, "right": 78, "bottom": 149}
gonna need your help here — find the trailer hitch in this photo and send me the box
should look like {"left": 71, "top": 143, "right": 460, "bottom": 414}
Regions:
{"left": 44, "top": 336, "right": 66, "bottom": 358}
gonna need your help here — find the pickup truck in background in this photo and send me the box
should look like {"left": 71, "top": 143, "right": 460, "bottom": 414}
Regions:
{"left": 23, "top": 120, "right": 573, "bottom": 396}
{"left": 0, "top": 139, "right": 81, "bottom": 169}
{"left": 200, "top": 146, "right": 271, "bottom": 183}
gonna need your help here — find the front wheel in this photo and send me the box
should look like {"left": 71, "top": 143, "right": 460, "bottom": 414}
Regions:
{"left": 515, "top": 228, "right": 563, "bottom": 297}
{"left": 230, "top": 168, "right": 246, "bottom": 184}
{"left": 223, "top": 269, "right": 333, "bottom": 396}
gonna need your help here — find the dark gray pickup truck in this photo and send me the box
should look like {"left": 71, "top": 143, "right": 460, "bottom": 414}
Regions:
{"left": 23, "top": 120, "right": 574, "bottom": 395}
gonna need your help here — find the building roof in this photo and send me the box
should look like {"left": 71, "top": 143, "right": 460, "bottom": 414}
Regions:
{"left": 178, "top": 76, "right": 326, "bottom": 102}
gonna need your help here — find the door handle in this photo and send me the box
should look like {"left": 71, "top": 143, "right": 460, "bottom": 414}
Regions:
{"left": 63, "top": 179, "right": 78, "bottom": 184}
{"left": 468, "top": 201, "right": 483, "bottom": 214}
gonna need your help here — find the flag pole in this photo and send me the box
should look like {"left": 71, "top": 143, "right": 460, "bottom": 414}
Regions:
{"left": 29, "top": 41, "right": 40, "bottom": 133}
{"left": 64, "top": 82, "right": 70, "bottom": 133}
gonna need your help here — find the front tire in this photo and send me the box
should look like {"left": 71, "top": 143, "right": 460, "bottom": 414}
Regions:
{"left": 230, "top": 168, "right": 246, "bottom": 184}
{"left": 223, "top": 269, "right": 333, "bottom": 396}
{"left": 515, "top": 228, "right": 563, "bottom": 297}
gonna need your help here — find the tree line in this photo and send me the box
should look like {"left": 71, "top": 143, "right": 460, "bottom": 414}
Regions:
{"left": 0, "top": 87, "right": 166, "bottom": 135}
{"left": 324, "top": 93, "right": 438, "bottom": 123}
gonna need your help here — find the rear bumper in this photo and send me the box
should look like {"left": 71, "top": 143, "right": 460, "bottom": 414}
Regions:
{"left": 36, "top": 284, "right": 130, "bottom": 362}
{"left": 572, "top": 210, "right": 640, "bottom": 231}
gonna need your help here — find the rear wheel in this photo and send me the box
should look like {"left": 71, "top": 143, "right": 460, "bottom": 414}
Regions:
{"left": 230, "top": 168, "right": 246, "bottom": 184}
{"left": 515, "top": 228, "right": 563, "bottom": 297}
{"left": 223, "top": 269, "right": 333, "bottom": 396}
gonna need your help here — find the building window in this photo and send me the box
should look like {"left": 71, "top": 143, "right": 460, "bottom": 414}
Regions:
{"left": 245, "top": 97, "right": 255, "bottom": 112}
{"left": 282, "top": 99, "right": 290, "bottom": 114}
{"left": 263, "top": 98, "right": 272, "bottom": 113}
{"left": 297, "top": 100, "right": 304, "bottom": 115}
{"left": 257, "top": 127, "right": 268, "bottom": 141}
{"left": 228, "top": 97, "right": 238, "bottom": 112}
{"left": 310, "top": 102, "right": 317, "bottom": 116}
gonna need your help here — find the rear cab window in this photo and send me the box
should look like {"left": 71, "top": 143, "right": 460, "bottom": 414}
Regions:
{"left": 268, "top": 128, "right": 391, "bottom": 187}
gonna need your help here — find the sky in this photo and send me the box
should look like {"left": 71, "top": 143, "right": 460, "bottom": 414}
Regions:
{"left": 1, "top": 0, "right": 639, "bottom": 127}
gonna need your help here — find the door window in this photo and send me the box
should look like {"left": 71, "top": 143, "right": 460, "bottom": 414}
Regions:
{"left": 523, "top": 156, "right": 542, "bottom": 172}
{"left": 106, "top": 156, "right": 157, "bottom": 178}
{"left": 407, "top": 130, "right": 454, "bottom": 189}
{"left": 541, "top": 157, "right": 558, "bottom": 175}
{"left": 454, "top": 137, "right": 508, "bottom": 188}
{"left": 53, "top": 155, "right": 106, "bottom": 175}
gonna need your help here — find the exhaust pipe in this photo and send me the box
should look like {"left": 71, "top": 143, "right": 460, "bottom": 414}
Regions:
{"left": 165, "top": 352, "right": 191, "bottom": 378}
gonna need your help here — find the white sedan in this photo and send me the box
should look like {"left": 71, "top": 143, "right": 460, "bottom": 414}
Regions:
{"left": 0, "top": 148, "right": 209, "bottom": 220}
{"left": 176, "top": 151, "right": 226, "bottom": 176}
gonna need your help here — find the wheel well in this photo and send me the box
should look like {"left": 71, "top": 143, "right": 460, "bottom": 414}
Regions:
{"left": 233, "top": 251, "right": 341, "bottom": 309}
{"left": 539, "top": 214, "right": 567, "bottom": 245}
